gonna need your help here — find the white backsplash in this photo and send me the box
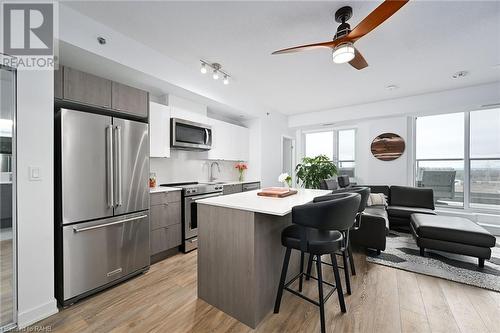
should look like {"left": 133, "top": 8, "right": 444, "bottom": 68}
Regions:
{"left": 150, "top": 150, "right": 243, "bottom": 185}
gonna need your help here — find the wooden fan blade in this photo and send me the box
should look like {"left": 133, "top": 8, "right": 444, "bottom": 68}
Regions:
{"left": 347, "top": 0, "right": 408, "bottom": 42}
{"left": 349, "top": 48, "right": 368, "bottom": 70}
{"left": 272, "top": 39, "right": 344, "bottom": 55}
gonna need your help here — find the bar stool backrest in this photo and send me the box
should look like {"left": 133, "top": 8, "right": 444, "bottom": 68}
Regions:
{"left": 292, "top": 193, "right": 360, "bottom": 232}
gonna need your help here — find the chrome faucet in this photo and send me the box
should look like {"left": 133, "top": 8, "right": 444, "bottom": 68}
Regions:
{"left": 209, "top": 161, "right": 221, "bottom": 182}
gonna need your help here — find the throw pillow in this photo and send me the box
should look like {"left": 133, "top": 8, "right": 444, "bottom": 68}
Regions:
{"left": 367, "top": 193, "right": 387, "bottom": 206}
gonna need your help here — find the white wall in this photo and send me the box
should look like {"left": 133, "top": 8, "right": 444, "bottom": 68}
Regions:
{"left": 244, "top": 113, "right": 294, "bottom": 187}
{"left": 289, "top": 82, "right": 500, "bottom": 128}
{"left": 355, "top": 117, "right": 410, "bottom": 186}
{"left": 16, "top": 70, "right": 58, "bottom": 327}
{"left": 242, "top": 118, "right": 262, "bottom": 182}
{"left": 150, "top": 151, "right": 242, "bottom": 185}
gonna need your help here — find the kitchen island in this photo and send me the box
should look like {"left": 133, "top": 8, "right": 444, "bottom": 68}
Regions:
{"left": 196, "top": 188, "right": 331, "bottom": 328}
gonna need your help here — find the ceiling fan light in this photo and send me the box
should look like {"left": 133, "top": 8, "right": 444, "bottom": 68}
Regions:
{"left": 332, "top": 43, "right": 355, "bottom": 64}
{"left": 223, "top": 75, "right": 229, "bottom": 85}
{"left": 213, "top": 70, "right": 219, "bottom": 80}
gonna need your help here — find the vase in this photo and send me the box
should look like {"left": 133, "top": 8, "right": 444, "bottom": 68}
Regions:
{"left": 238, "top": 170, "right": 244, "bottom": 182}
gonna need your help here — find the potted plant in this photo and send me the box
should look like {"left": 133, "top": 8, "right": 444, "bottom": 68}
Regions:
{"left": 295, "top": 155, "right": 337, "bottom": 189}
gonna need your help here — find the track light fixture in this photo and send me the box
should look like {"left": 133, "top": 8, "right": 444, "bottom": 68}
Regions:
{"left": 200, "top": 61, "right": 231, "bottom": 85}
{"left": 200, "top": 63, "right": 207, "bottom": 74}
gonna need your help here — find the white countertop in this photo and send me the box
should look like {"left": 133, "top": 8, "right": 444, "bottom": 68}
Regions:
{"left": 197, "top": 188, "right": 331, "bottom": 216}
{"left": 149, "top": 186, "right": 182, "bottom": 194}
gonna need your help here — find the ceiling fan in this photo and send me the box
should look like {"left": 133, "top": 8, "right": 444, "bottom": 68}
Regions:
{"left": 271, "top": 0, "right": 409, "bottom": 70}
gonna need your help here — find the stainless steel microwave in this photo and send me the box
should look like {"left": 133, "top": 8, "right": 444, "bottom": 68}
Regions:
{"left": 171, "top": 118, "right": 212, "bottom": 150}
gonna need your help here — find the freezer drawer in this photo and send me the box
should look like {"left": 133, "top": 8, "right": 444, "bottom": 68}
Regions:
{"left": 62, "top": 212, "right": 150, "bottom": 301}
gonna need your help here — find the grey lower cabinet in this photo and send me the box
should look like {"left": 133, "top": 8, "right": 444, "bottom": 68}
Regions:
{"left": 223, "top": 182, "right": 261, "bottom": 195}
{"left": 112, "top": 82, "right": 149, "bottom": 118}
{"left": 223, "top": 183, "right": 243, "bottom": 195}
{"left": 150, "top": 191, "right": 182, "bottom": 257}
{"left": 63, "top": 66, "right": 112, "bottom": 108}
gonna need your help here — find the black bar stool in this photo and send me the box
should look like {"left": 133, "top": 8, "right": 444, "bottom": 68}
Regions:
{"left": 274, "top": 193, "right": 361, "bottom": 333}
{"left": 306, "top": 186, "right": 370, "bottom": 292}
{"left": 345, "top": 186, "right": 370, "bottom": 275}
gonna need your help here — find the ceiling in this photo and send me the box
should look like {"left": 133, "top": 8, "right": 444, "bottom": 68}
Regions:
{"left": 64, "top": 1, "right": 500, "bottom": 116}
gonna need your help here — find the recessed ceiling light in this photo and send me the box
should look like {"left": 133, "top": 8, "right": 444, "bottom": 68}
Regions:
{"left": 385, "top": 84, "right": 399, "bottom": 91}
{"left": 452, "top": 71, "right": 468, "bottom": 79}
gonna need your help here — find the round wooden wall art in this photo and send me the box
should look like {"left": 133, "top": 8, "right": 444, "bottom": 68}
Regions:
{"left": 371, "top": 133, "right": 405, "bottom": 161}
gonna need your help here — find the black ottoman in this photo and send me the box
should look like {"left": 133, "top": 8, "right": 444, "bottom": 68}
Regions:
{"left": 410, "top": 213, "right": 496, "bottom": 267}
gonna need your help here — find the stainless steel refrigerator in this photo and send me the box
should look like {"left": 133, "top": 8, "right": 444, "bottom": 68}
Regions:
{"left": 55, "top": 108, "right": 150, "bottom": 306}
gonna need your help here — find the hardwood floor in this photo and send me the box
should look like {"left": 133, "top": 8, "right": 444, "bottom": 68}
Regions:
{"left": 0, "top": 238, "right": 14, "bottom": 327}
{"left": 33, "top": 250, "right": 500, "bottom": 333}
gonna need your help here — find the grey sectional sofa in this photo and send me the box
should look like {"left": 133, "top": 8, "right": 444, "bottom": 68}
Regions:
{"left": 349, "top": 185, "right": 437, "bottom": 253}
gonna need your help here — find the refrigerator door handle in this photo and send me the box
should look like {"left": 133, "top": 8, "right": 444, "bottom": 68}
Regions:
{"left": 106, "top": 125, "right": 114, "bottom": 208}
{"left": 115, "top": 125, "right": 123, "bottom": 207}
{"left": 72, "top": 214, "right": 148, "bottom": 233}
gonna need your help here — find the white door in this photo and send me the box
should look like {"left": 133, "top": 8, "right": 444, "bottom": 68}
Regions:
{"left": 282, "top": 136, "right": 294, "bottom": 182}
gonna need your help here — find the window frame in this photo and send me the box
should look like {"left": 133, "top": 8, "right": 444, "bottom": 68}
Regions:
{"left": 301, "top": 127, "right": 357, "bottom": 177}
{"left": 337, "top": 128, "right": 357, "bottom": 177}
{"left": 413, "top": 108, "right": 500, "bottom": 213}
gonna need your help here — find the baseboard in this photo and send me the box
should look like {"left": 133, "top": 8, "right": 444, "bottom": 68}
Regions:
{"left": 17, "top": 298, "right": 58, "bottom": 329}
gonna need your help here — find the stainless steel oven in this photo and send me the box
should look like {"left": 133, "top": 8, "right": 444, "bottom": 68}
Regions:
{"left": 171, "top": 118, "right": 212, "bottom": 150}
{"left": 183, "top": 191, "right": 222, "bottom": 252}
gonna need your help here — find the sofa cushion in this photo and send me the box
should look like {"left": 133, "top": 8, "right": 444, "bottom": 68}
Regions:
{"left": 411, "top": 214, "right": 496, "bottom": 248}
{"left": 364, "top": 206, "right": 389, "bottom": 229}
{"left": 387, "top": 205, "right": 436, "bottom": 218}
{"left": 390, "top": 186, "right": 435, "bottom": 210}
{"left": 360, "top": 185, "right": 390, "bottom": 198}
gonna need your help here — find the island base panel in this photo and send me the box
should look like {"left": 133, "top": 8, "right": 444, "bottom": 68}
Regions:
{"left": 197, "top": 205, "right": 300, "bottom": 328}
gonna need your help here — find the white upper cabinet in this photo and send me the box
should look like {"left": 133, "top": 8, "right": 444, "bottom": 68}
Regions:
{"left": 149, "top": 102, "right": 170, "bottom": 158}
{"left": 168, "top": 95, "right": 209, "bottom": 124}
{"left": 208, "top": 118, "right": 249, "bottom": 161}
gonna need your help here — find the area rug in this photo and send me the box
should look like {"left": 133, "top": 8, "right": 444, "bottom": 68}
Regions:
{"left": 365, "top": 231, "right": 500, "bottom": 292}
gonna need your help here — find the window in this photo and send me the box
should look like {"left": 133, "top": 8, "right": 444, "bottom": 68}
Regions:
{"left": 303, "top": 129, "right": 356, "bottom": 177}
{"left": 338, "top": 129, "right": 356, "bottom": 177}
{"left": 304, "top": 131, "right": 334, "bottom": 160}
{"left": 416, "top": 113, "right": 464, "bottom": 207}
{"left": 469, "top": 109, "right": 500, "bottom": 209}
{"left": 415, "top": 108, "right": 500, "bottom": 210}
